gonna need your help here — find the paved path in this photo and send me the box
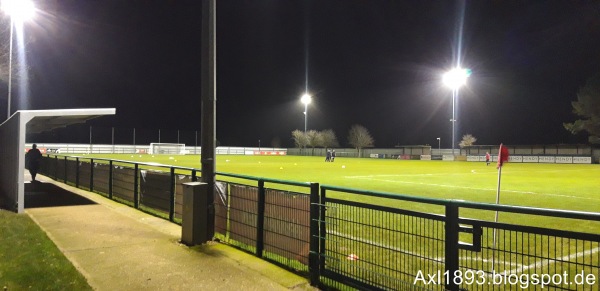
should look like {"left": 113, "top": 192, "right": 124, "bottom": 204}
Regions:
{"left": 25, "top": 175, "right": 314, "bottom": 290}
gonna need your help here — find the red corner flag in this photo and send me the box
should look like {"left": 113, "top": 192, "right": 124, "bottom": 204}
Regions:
{"left": 497, "top": 143, "right": 509, "bottom": 169}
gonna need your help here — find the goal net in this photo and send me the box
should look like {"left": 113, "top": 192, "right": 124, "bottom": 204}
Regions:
{"left": 149, "top": 143, "right": 186, "bottom": 155}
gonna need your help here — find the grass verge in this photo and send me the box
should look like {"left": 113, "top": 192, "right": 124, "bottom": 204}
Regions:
{"left": 0, "top": 209, "right": 91, "bottom": 290}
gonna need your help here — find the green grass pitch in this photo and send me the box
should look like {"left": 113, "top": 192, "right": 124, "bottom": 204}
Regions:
{"left": 80, "top": 153, "right": 599, "bottom": 232}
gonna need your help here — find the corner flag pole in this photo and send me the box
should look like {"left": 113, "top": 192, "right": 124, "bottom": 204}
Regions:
{"left": 493, "top": 164, "right": 502, "bottom": 247}
{"left": 492, "top": 143, "right": 508, "bottom": 272}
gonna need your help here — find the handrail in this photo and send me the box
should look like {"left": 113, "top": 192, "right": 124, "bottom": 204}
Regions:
{"left": 217, "top": 171, "right": 312, "bottom": 188}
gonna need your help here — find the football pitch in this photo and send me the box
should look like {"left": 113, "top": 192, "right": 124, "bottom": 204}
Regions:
{"left": 83, "top": 153, "right": 600, "bottom": 232}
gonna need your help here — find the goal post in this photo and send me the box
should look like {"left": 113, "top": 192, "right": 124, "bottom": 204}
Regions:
{"left": 149, "top": 143, "right": 186, "bottom": 155}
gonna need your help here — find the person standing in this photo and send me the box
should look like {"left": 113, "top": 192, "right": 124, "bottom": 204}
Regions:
{"left": 331, "top": 150, "right": 336, "bottom": 162}
{"left": 26, "top": 144, "right": 43, "bottom": 181}
{"left": 485, "top": 152, "right": 490, "bottom": 166}
{"left": 325, "top": 149, "right": 331, "bottom": 162}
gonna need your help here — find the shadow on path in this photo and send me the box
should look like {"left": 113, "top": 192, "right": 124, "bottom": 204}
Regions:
{"left": 25, "top": 181, "right": 96, "bottom": 208}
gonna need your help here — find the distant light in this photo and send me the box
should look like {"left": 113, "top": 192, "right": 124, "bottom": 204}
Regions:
{"left": 301, "top": 93, "right": 312, "bottom": 105}
{"left": 1, "top": 0, "right": 35, "bottom": 23}
{"left": 443, "top": 68, "right": 470, "bottom": 90}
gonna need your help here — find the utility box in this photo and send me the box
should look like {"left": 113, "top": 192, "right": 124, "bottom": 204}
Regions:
{"left": 181, "top": 182, "right": 210, "bottom": 246}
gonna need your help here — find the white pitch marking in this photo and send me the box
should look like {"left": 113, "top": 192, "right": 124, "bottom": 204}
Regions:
{"left": 347, "top": 176, "right": 600, "bottom": 201}
{"left": 330, "top": 230, "right": 523, "bottom": 267}
{"left": 501, "top": 246, "right": 600, "bottom": 276}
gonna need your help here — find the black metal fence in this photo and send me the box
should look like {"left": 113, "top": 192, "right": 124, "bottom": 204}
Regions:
{"left": 38, "top": 155, "right": 600, "bottom": 290}
{"left": 317, "top": 185, "right": 600, "bottom": 290}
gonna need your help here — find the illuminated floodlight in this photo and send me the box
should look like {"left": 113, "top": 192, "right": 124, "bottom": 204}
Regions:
{"left": 300, "top": 93, "right": 312, "bottom": 132}
{"left": 443, "top": 67, "right": 471, "bottom": 156}
{"left": 1, "top": 0, "right": 35, "bottom": 23}
{"left": 442, "top": 68, "right": 470, "bottom": 90}
{"left": 301, "top": 93, "right": 312, "bottom": 105}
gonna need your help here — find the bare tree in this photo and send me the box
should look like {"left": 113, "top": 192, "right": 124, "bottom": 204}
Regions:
{"left": 459, "top": 134, "right": 477, "bottom": 148}
{"left": 348, "top": 124, "right": 374, "bottom": 158}
{"left": 321, "top": 129, "right": 340, "bottom": 148}
{"left": 306, "top": 130, "right": 323, "bottom": 155}
{"left": 291, "top": 130, "right": 309, "bottom": 149}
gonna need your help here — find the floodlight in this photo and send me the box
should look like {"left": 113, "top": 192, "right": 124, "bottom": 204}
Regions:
{"left": 301, "top": 93, "right": 312, "bottom": 105}
{"left": 300, "top": 93, "right": 312, "bottom": 132}
{"left": 2, "top": 0, "right": 35, "bottom": 23}
{"left": 442, "top": 68, "right": 469, "bottom": 90}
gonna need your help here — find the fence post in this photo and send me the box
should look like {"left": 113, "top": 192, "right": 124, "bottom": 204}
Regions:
{"left": 256, "top": 179, "right": 266, "bottom": 258}
{"left": 63, "top": 156, "right": 68, "bottom": 183}
{"left": 75, "top": 157, "right": 80, "bottom": 188}
{"left": 53, "top": 155, "right": 58, "bottom": 179}
{"left": 318, "top": 186, "right": 327, "bottom": 274}
{"left": 445, "top": 202, "right": 460, "bottom": 291}
{"left": 309, "top": 182, "right": 321, "bottom": 287}
{"left": 108, "top": 160, "right": 113, "bottom": 199}
{"left": 90, "top": 159, "right": 94, "bottom": 192}
{"left": 134, "top": 163, "right": 139, "bottom": 209}
{"left": 169, "top": 167, "right": 175, "bottom": 221}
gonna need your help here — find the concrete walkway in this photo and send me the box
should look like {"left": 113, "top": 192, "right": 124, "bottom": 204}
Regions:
{"left": 24, "top": 174, "right": 314, "bottom": 290}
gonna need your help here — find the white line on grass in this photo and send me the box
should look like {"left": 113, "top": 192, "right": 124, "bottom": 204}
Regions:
{"left": 330, "top": 230, "right": 598, "bottom": 273}
{"left": 347, "top": 176, "right": 600, "bottom": 201}
{"left": 500, "top": 246, "right": 600, "bottom": 276}
{"left": 329, "top": 230, "right": 523, "bottom": 267}
{"left": 344, "top": 168, "right": 590, "bottom": 179}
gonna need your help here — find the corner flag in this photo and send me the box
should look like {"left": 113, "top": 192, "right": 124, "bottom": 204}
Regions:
{"left": 496, "top": 143, "right": 509, "bottom": 169}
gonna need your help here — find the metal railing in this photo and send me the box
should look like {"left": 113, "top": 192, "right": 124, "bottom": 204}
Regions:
{"left": 38, "top": 155, "right": 600, "bottom": 290}
{"left": 317, "top": 185, "right": 600, "bottom": 290}
{"left": 38, "top": 155, "right": 318, "bottom": 275}
{"left": 40, "top": 155, "right": 198, "bottom": 222}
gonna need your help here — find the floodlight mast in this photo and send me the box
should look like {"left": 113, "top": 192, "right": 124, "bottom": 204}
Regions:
{"left": 443, "top": 68, "right": 470, "bottom": 156}
{"left": 301, "top": 93, "right": 312, "bottom": 132}
{"left": 1, "top": 0, "right": 35, "bottom": 120}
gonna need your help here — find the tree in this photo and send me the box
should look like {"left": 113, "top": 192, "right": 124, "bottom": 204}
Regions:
{"left": 305, "top": 130, "right": 323, "bottom": 155}
{"left": 321, "top": 129, "right": 340, "bottom": 148}
{"left": 459, "top": 134, "right": 477, "bottom": 148}
{"left": 348, "top": 124, "right": 374, "bottom": 158}
{"left": 564, "top": 74, "right": 600, "bottom": 144}
{"left": 291, "top": 130, "right": 309, "bottom": 149}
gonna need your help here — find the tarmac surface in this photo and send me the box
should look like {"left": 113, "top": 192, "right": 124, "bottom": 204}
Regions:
{"left": 23, "top": 174, "right": 315, "bottom": 290}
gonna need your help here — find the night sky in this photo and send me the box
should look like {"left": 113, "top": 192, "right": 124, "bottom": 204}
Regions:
{"left": 4, "top": 1, "right": 600, "bottom": 148}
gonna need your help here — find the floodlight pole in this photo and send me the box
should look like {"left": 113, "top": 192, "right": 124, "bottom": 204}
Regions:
{"left": 6, "top": 18, "right": 13, "bottom": 120}
{"left": 89, "top": 126, "right": 93, "bottom": 153}
{"left": 443, "top": 68, "right": 470, "bottom": 156}
{"left": 200, "top": 0, "right": 216, "bottom": 239}
{"left": 112, "top": 127, "right": 115, "bottom": 154}
{"left": 304, "top": 103, "right": 308, "bottom": 132}
{"left": 451, "top": 89, "right": 457, "bottom": 156}
{"left": 301, "top": 93, "right": 311, "bottom": 132}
